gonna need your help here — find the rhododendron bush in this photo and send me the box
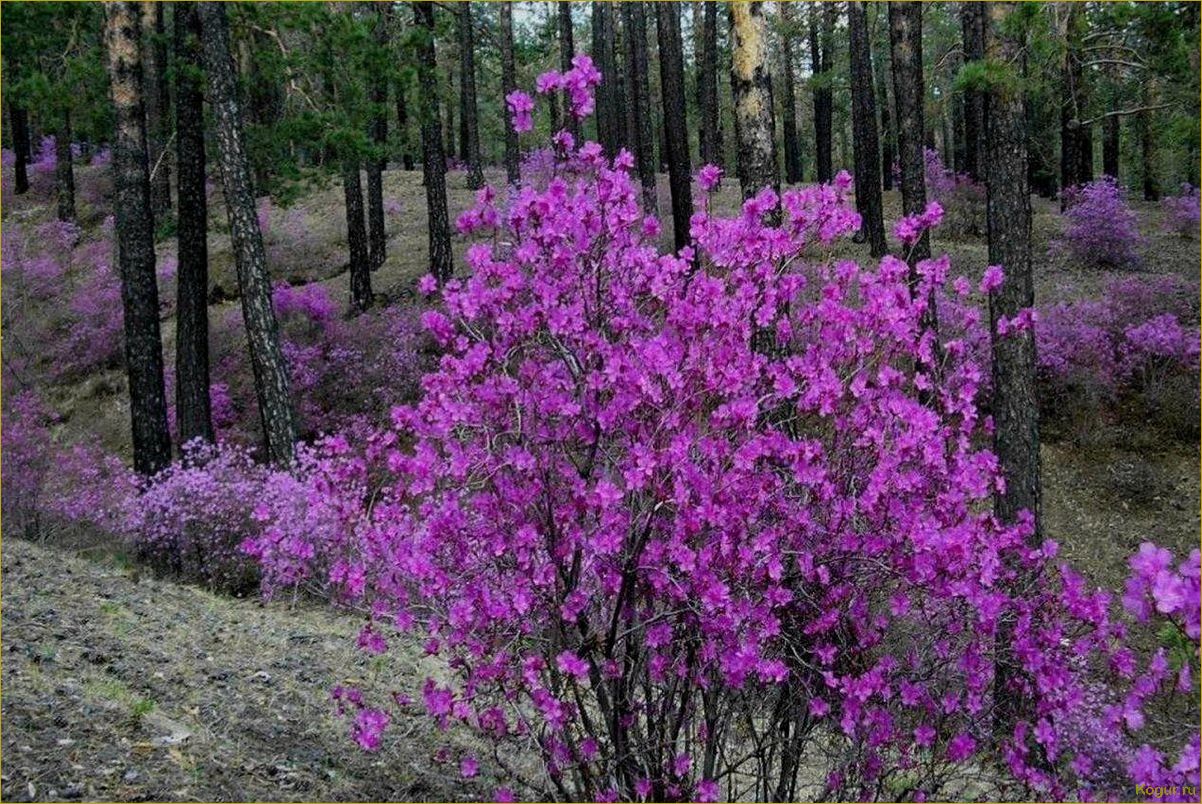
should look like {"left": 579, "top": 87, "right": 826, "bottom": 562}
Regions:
{"left": 240, "top": 74, "right": 1197, "bottom": 800}
{"left": 1055, "top": 177, "right": 1144, "bottom": 269}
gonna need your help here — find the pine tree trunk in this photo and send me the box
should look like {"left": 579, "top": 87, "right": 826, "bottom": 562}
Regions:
{"left": 1059, "top": 2, "right": 1084, "bottom": 205}
{"left": 366, "top": 5, "right": 389, "bottom": 268}
{"left": 104, "top": 1, "right": 172, "bottom": 476}
{"left": 11, "top": 103, "right": 30, "bottom": 194}
{"left": 730, "top": 1, "right": 778, "bottom": 203}
{"left": 875, "top": 28, "right": 894, "bottom": 191}
{"left": 610, "top": 3, "right": 628, "bottom": 153}
{"left": 779, "top": 2, "right": 802, "bottom": 184}
{"left": 656, "top": 2, "right": 691, "bottom": 251}
{"left": 414, "top": 1, "right": 453, "bottom": 283}
{"left": 984, "top": 1, "right": 1042, "bottom": 733}
{"left": 848, "top": 1, "right": 886, "bottom": 258}
{"left": 810, "top": 2, "right": 834, "bottom": 184}
{"left": 559, "top": 3, "right": 581, "bottom": 142}
{"left": 624, "top": 2, "right": 657, "bottom": 213}
{"left": 500, "top": 2, "right": 521, "bottom": 185}
{"left": 889, "top": 2, "right": 931, "bottom": 267}
{"left": 199, "top": 1, "right": 298, "bottom": 465}
{"left": 1102, "top": 113, "right": 1120, "bottom": 180}
{"left": 396, "top": 75, "right": 415, "bottom": 171}
{"left": 457, "top": 3, "right": 483, "bottom": 189}
{"left": 1139, "top": 85, "right": 1159, "bottom": 201}
{"left": 55, "top": 112, "right": 76, "bottom": 223}
{"left": 698, "top": 1, "right": 722, "bottom": 168}
{"left": 141, "top": 2, "right": 172, "bottom": 221}
{"left": 343, "top": 160, "right": 372, "bottom": 311}
{"left": 960, "top": 1, "right": 985, "bottom": 182}
{"left": 1077, "top": 123, "right": 1094, "bottom": 183}
{"left": 173, "top": 2, "right": 213, "bottom": 447}
{"left": 444, "top": 61, "right": 456, "bottom": 161}
{"left": 593, "top": 2, "right": 620, "bottom": 155}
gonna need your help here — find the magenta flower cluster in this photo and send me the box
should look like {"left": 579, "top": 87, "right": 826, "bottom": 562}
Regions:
{"left": 1055, "top": 177, "right": 1144, "bottom": 269}
{"left": 1161, "top": 183, "right": 1200, "bottom": 237}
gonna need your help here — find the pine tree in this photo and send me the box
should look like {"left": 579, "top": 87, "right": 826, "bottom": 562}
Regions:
{"left": 656, "top": 2, "right": 692, "bottom": 250}
{"left": 104, "top": 0, "right": 172, "bottom": 475}
{"left": 730, "top": 1, "right": 778, "bottom": 203}
{"left": 848, "top": 1, "right": 886, "bottom": 257}
{"left": 413, "top": 1, "right": 453, "bottom": 283}
{"left": 457, "top": 2, "right": 483, "bottom": 189}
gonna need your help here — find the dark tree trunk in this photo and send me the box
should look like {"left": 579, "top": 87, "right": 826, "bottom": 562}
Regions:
{"left": 729, "top": 1, "right": 778, "bottom": 202}
{"left": 11, "top": 103, "right": 30, "bottom": 194}
{"left": 141, "top": 2, "right": 172, "bottom": 221}
{"left": 343, "top": 161, "right": 372, "bottom": 311}
{"left": 396, "top": 75, "right": 415, "bottom": 171}
{"left": 874, "top": 27, "right": 894, "bottom": 191}
{"left": 848, "top": 2, "right": 886, "bottom": 258}
{"left": 445, "top": 62, "right": 456, "bottom": 161}
{"left": 457, "top": 3, "right": 483, "bottom": 189}
{"left": 1077, "top": 123, "right": 1094, "bottom": 183}
{"left": 173, "top": 2, "right": 213, "bottom": 447}
{"left": 55, "top": 113, "right": 76, "bottom": 223}
{"left": 779, "top": 2, "right": 802, "bottom": 184}
{"left": 1102, "top": 113, "right": 1120, "bottom": 180}
{"left": 624, "top": 2, "right": 657, "bottom": 212}
{"left": 1139, "top": 85, "right": 1159, "bottom": 201}
{"left": 984, "top": 1, "right": 1041, "bottom": 732}
{"left": 656, "top": 3, "right": 691, "bottom": 251}
{"left": 698, "top": 1, "right": 722, "bottom": 168}
{"left": 1059, "top": 3, "right": 1084, "bottom": 204}
{"left": 960, "top": 1, "right": 985, "bottom": 182}
{"left": 809, "top": 2, "right": 834, "bottom": 183}
{"left": 365, "top": 5, "right": 389, "bottom": 269}
{"left": 559, "top": 3, "right": 581, "bottom": 142}
{"left": 952, "top": 95, "right": 967, "bottom": 174}
{"left": 414, "top": 1, "right": 453, "bottom": 283}
{"left": 104, "top": 1, "right": 172, "bottom": 476}
{"left": 889, "top": 2, "right": 931, "bottom": 267}
{"left": 500, "top": 2, "right": 521, "bottom": 185}
{"left": 199, "top": 1, "right": 298, "bottom": 465}
{"left": 593, "top": 2, "right": 620, "bottom": 155}
{"left": 609, "top": 3, "right": 628, "bottom": 152}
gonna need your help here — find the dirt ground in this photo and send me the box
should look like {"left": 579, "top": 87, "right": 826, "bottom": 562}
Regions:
{"left": 0, "top": 537, "right": 500, "bottom": 803}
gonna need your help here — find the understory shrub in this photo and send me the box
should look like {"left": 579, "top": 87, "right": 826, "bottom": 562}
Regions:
{"left": 1055, "top": 177, "right": 1144, "bottom": 269}
{"left": 237, "top": 65, "right": 1198, "bottom": 802}
{"left": 1161, "top": 184, "right": 1200, "bottom": 237}
{"left": 924, "top": 148, "right": 985, "bottom": 237}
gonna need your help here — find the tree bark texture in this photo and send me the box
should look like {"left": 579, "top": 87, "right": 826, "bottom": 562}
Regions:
{"left": 730, "top": 1, "right": 778, "bottom": 202}
{"left": 656, "top": 2, "right": 692, "bottom": 251}
{"left": 414, "top": 1, "right": 453, "bottom": 282}
{"left": 848, "top": 1, "right": 887, "bottom": 257}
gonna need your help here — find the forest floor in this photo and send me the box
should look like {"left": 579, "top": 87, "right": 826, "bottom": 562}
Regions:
{"left": 2, "top": 163, "right": 1198, "bottom": 800}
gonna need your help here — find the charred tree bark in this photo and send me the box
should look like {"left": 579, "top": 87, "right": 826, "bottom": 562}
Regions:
{"left": 730, "top": 2, "right": 778, "bottom": 203}
{"left": 848, "top": 2, "right": 886, "bottom": 257}
{"left": 199, "top": 1, "right": 298, "bottom": 465}
{"left": 559, "top": 3, "right": 582, "bottom": 142}
{"left": 960, "top": 1, "right": 985, "bottom": 182}
{"left": 1102, "top": 113, "right": 1119, "bottom": 180}
{"left": 366, "top": 5, "right": 389, "bottom": 268}
{"left": 457, "top": 2, "right": 483, "bottom": 189}
{"left": 809, "top": 2, "right": 834, "bottom": 183}
{"left": 55, "top": 112, "right": 76, "bottom": 223}
{"left": 779, "top": 2, "right": 802, "bottom": 184}
{"left": 889, "top": 2, "right": 931, "bottom": 267}
{"left": 698, "top": 1, "right": 722, "bottom": 168}
{"left": 657, "top": 2, "right": 692, "bottom": 251}
{"left": 11, "top": 103, "right": 30, "bottom": 194}
{"left": 414, "top": 1, "right": 453, "bottom": 282}
{"left": 343, "top": 161, "right": 372, "bottom": 311}
{"left": 500, "top": 2, "right": 521, "bottom": 185}
{"left": 141, "top": 2, "right": 172, "bottom": 221}
{"left": 173, "top": 2, "right": 213, "bottom": 446}
{"left": 624, "top": 2, "right": 657, "bottom": 212}
{"left": 104, "top": 1, "right": 172, "bottom": 476}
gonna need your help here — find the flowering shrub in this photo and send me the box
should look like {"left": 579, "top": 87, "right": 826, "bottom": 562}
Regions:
{"left": 1055, "top": 177, "right": 1144, "bottom": 269}
{"left": 242, "top": 70, "right": 1200, "bottom": 800}
{"left": 1161, "top": 184, "right": 1200, "bottom": 237}
{"left": 923, "top": 149, "right": 984, "bottom": 236}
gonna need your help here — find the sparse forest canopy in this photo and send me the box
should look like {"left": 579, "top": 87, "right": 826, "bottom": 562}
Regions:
{"left": 1, "top": 2, "right": 1200, "bottom": 803}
